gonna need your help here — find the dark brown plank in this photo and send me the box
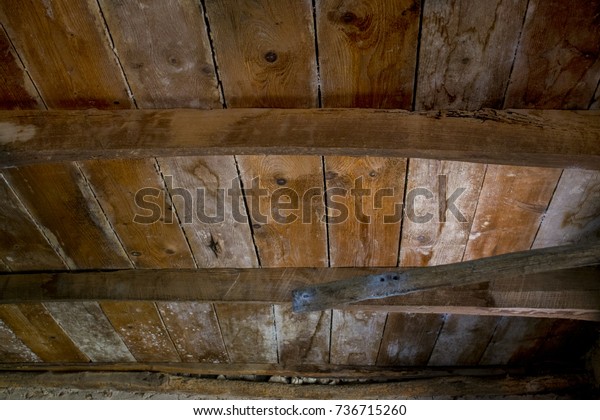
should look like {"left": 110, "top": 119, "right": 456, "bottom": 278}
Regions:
{"left": 0, "top": 318, "right": 40, "bottom": 362}
{"left": 330, "top": 309, "right": 386, "bottom": 365}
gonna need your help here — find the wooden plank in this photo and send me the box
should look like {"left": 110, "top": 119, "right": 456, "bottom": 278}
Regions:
{"left": 505, "top": 0, "right": 600, "bottom": 109}
{"left": 399, "top": 159, "right": 486, "bottom": 267}
{"left": 376, "top": 313, "right": 444, "bottom": 366}
{"left": 236, "top": 155, "right": 327, "bottom": 267}
{"left": 43, "top": 301, "right": 134, "bottom": 363}
{"left": 97, "top": 0, "right": 220, "bottom": 109}
{"left": 416, "top": 0, "right": 527, "bottom": 110}
{"left": 0, "top": 318, "right": 40, "bottom": 362}
{"left": 204, "top": 0, "right": 317, "bottom": 108}
{"left": 274, "top": 305, "right": 330, "bottom": 365}
{"left": 463, "top": 165, "right": 561, "bottom": 260}
{"left": 330, "top": 310, "right": 386, "bottom": 365}
{"left": 157, "top": 156, "right": 258, "bottom": 268}
{"left": 2, "top": 163, "right": 131, "bottom": 270}
{"left": 325, "top": 156, "right": 406, "bottom": 267}
{"left": 0, "top": 304, "right": 87, "bottom": 362}
{"left": 0, "top": 174, "right": 66, "bottom": 271}
{"left": 214, "top": 303, "right": 277, "bottom": 364}
{"left": 535, "top": 319, "right": 599, "bottom": 363}
{"left": 2, "top": 109, "right": 600, "bottom": 170}
{"left": 79, "top": 159, "right": 195, "bottom": 269}
{"left": 100, "top": 301, "right": 180, "bottom": 363}
{"left": 0, "top": 0, "right": 132, "bottom": 109}
{"left": 428, "top": 315, "right": 498, "bottom": 366}
{"left": 591, "top": 83, "right": 600, "bottom": 109}
{"left": 316, "top": 0, "right": 420, "bottom": 109}
{"left": 533, "top": 169, "right": 600, "bottom": 248}
{"left": 156, "top": 302, "right": 228, "bottom": 363}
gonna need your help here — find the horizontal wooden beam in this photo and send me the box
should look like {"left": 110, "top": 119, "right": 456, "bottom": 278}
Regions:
{"left": 1, "top": 109, "right": 599, "bottom": 169}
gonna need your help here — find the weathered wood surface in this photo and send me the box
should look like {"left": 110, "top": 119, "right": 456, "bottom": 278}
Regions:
{"left": 330, "top": 310, "right": 386, "bottom": 365}
{"left": 0, "top": 318, "right": 40, "bottom": 363}
{"left": 1, "top": 109, "right": 600, "bottom": 169}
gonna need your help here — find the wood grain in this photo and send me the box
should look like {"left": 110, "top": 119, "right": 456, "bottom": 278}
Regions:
{"left": 100, "top": 301, "right": 180, "bottom": 363}
{"left": 325, "top": 156, "right": 406, "bottom": 267}
{"left": 399, "top": 159, "right": 486, "bottom": 266}
{"left": 317, "top": 0, "right": 419, "bottom": 108}
{"left": 204, "top": 0, "right": 317, "bottom": 108}
{"left": 79, "top": 159, "right": 195, "bottom": 269}
{"left": 0, "top": 0, "right": 132, "bottom": 109}
{"left": 533, "top": 169, "right": 600, "bottom": 248}
{"left": 158, "top": 156, "right": 258, "bottom": 268}
{"left": 463, "top": 165, "right": 561, "bottom": 260}
{"left": 330, "top": 310, "right": 386, "bottom": 365}
{"left": 0, "top": 318, "right": 40, "bottom": 362}
{"left": 376, "top": 313, "right": 444, "bottom": 366}
{"left": 505, "top": 0, "right": 600, "bottom": 109}
{"left": 236, "top": 155, "right": 327, "bottom": 267}
{"left": 44, "top": 301, "right": 135, "bottom": 363}
{"left": 416, "top": 0, "right": 527, "bottom": 110}
{"left": 156, "top": 302, "right": 228, "bottom": 363}
{"left": 2, "top": 163, "right": 131, "bottom": 270}
{"left": 214, "top": 303, "right": 278, "bottom": 364}
{"left": 0, "top": 304, "right": 88, "bottom": 362}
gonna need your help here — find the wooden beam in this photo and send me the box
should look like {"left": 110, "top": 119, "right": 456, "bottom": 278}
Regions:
{"left": 0, "top": 109, "right": 599, "bottom": 169}
{"left": 292, "top": 241, "right": 600, "bottom": 313}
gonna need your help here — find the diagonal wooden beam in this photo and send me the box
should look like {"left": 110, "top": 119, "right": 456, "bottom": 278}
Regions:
{"left": 0, "top": 109, "right": 599, "bottom": 169}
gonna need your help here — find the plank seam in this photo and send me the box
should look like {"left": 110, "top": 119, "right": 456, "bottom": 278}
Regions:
{"left": 198, "top": 0, "right": 227, "bottom": 108}
{"left": 233, "top": 155, "right": 262, "bottom": 267}
{"left": 97, "top": 303, "right": 139, "bottom": 363}
{"left": 271, "top": 304, "right": 280, "bottom": 364}
{"left": 396, "top": 158, "right": 411, "bottom": 267}
{"left": 411, "top": 0, "right": 425, "bottom": 111}
{"left": 476, "top": 317, "right": 501, "bottom": 365}
{"left": 321, "top": 156, "right": 331, "bottom": 267}
{"left": 374, "top": 313, "right": 389, "bottom": 365}
{"left": 530, "top": 169, "right": 564, "bottom": 249}
{"left": 501, "top": 0, "right": 531, "bottom": 109}
{"left": 460, "top": 164, "right": 488, "bottom": 262}
{"left": 211, "top": 304, "right": 232, "bottom": 363}
{"left": 425, "top": 313, "right": 447, "bottom": 366}
{"left": 311, "top": 0, "right": 323, "bottom": 108}
{"left": 588, "top": 78, "right": 600, "bottom": 110}
{"left": 41, "top": 302, "right": 93, "bottom": 363}
{"left": 153, "top": 302, "right": 183, "bottom": 362}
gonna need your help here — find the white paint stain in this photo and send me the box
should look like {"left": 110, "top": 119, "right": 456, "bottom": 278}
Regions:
{"left": 0, "top": 122, "right": 37, "bottom": 145}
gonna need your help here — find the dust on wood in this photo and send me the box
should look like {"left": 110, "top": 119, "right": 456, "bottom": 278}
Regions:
{"left": 330, "top": 310, "right": 386, "bottom": 365}
{"left": 0, "top": 318, "right": 40, "bottom": 362}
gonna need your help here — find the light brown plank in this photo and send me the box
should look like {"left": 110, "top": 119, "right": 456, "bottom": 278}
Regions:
{"left": 2, "top": 163, "right": 131, "bottom": 270}
{"left": 0, "top": 174, "right": 65, "bottom": 271}
{"left": 79, "top": 159, "right": 195, "bottom": 269}
{"left": 463, "top": 165, "right": 561, "bottom": 260}
{"left": 156, "top": 302, "right": 228, "bottom": 363}
{"left": 376, "top": 313, "right": 444, "bottom": 366}
{"left": 325, "top": 156, "right": 406, "bottom": 267}
{"left": 316, "top": 0, "right": 419, "bottom": 109}
{"left": 158, "top": 156, "right": 258, "bottom": 268}
{"left": 330, "top": 310, "right": 386, "bottom": 365}
{"left": 100, "top": 301, "right": 180, "bottom": 363}
{"left": 0, "top": 0, "right": 131, "bottom": 109}
{"left": 274, "top": 305, "right": 331, "bottom": 365}
{"left": 428, "top": 315, "right": 498, "bottom": 366}
{"left": 214, "top": 303, "right": 277, "bottom": 364}
{"left": 416, "top": 0, "right": 527, "bottom": 110}
{"left": 236, "top": 155, "right": 327, "bottom": 267}
{"left": 2, "top": 109, "right": 600, "bottom": 170}
{"left": 505, "top": 0, "right": 600, "bottom": 109}
{"left": 0, "top": 304, "right": 88, "bottom": 362}
{"left": 399, "top": 159, "right": 486, "bottom": 266}
{"left": 533, "top": 169, "right": 600, "bottom": 248}
{"left": 44, "top": 302, "right": 134, "bottom": 363}
{"left": 98, "top": 0, "right": 220, "bottom": 109}
{"left": 204, "top": 0, "right": 317, "bottom": 108}
{"left": 0, "top": 318, "right": 40, "bottom": 362}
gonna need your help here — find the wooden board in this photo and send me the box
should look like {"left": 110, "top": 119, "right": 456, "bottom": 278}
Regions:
{"left": 399, "top": 159, "right": 486, "bottom": 266}
{"left": 0, "top": 0, "right": 131, "bottom": 109}
{"left": 156, "top": 302, "right": 228, "bottom": 363}
{"left": 533, "top": 169, "right": 600, "bottom": 248}
{"left": 100, "top": 301, "right": 180, "bottom": 363}
{"left": 236, "top": 155, "right": 327, "bottom": 267}
{"left": 376, "top": 313, "right": 445, "bottom": 366}
{"left": 2, "top": 163, "right": 131, "bottom": 270}
{"left": 0, "top": 304, "right": 87, "bottom": 362}
{"left": 325, "top": 156, "right": 406, "bottom": 267}
{"left": 504, "top": 0, "right": 600, "bottom": 109}
{"left": 157, "top": 156, "right": 258, "bottom": 268}
{"left": 330, "top": 310, "right": 387, "bottom": 365}
{"left": 0, "top": 318, "right": 40, "bottom": 362}
{"left": 416, "top": 0, "right": 527, "bottom": 110}
{"left": 316, "top": 0, "right": 420, "bottom": 109}
{"left": 428, "top": 315, "right": 498, "bottom": 366}
{"left": 204, "top": 0, "right": 317, "bottom": 108}
{"left": 0, "top": 174, "right": 65, "bottom": 271}
{"left": 44, "top": 301, "right": 134, "bottom": 363}
{"left": 274, "top": 305, "right": 331, "bottom": 364}
{"left": 535, "top": 320, "right": 599, "bottom": 363}
{"left": 463, "top": 165, "right": 561, "bottom": 260}
{"left": 214, "top": 303, "right": 278, "bottom": 364}
{"left": 97, "top": 0, "right": 220, "bottom": 109}
{"left": 79, "top": 159, "right": 196, "bottom": 269}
